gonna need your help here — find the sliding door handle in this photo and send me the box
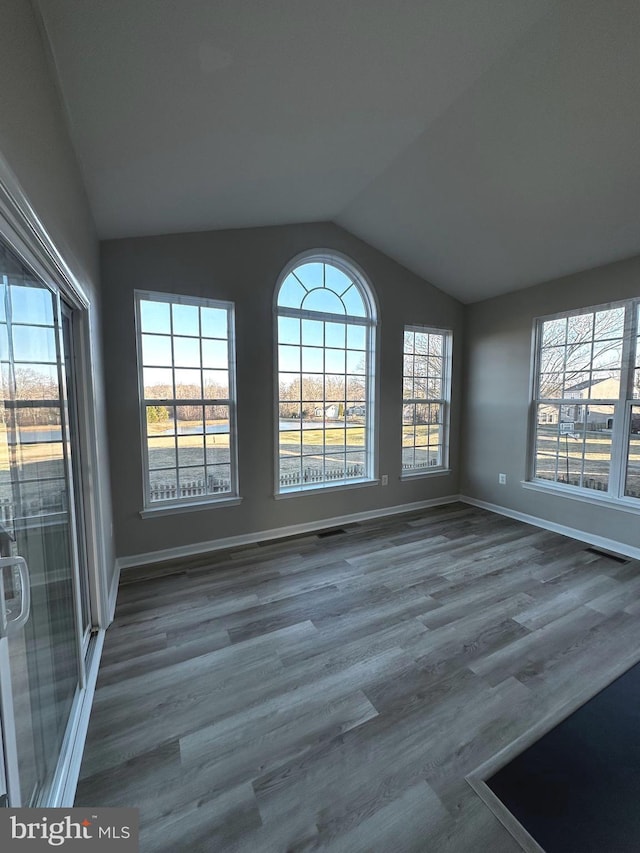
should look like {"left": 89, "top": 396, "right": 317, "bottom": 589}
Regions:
{"left": 0, "top": 557, "right": 31, "bottom": 636}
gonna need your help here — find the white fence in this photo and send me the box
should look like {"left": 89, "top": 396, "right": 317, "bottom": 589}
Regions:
{"left": 0, "top": 498, "right": 11, "bottom": 524}
{"left": 150, "top": 465, "right": 366, "bottom": 500}
{"left": 401, "top": 459, "right": 440, "bottom": 471}
{"left": 279, "top": 465, "right": 364, "bottom": 488}
{"left": 150, "top": 471, "right": 640, "bottom": 501}
{"left": 0, "top": 493, "right": 67, "bottom": 526}
{"left": 150, "top": 476, "right": 231, "bottom": 502}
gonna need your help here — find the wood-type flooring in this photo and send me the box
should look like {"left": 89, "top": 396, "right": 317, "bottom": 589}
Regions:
{"left": 75, "top": 503, "right": 640, "bottom": 852}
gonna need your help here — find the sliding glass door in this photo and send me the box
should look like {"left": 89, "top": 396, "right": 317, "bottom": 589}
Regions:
{"left": 0, "top": 238, "right": 87, "bottom": 806}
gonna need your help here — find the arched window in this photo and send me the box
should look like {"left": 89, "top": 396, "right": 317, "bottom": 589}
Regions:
{"left": 275, "top": 251, "right": 377, "bottom": 493}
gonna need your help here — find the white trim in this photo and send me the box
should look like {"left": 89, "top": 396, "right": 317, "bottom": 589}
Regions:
{"left": 274, "top": 248, "right": 379, "bottom": 322}
{"left": 0, "top": 155, "right": 111, "bottom": 804}
{"left": 532, "top": 296, "right": 632, "bottom": 325}
{"left": 402, "top": 325, "right": 453, "bottom": 475}
{"left": 107, "top": 562, "right": 121, "bottom": 624}
{"left": 56, "top": 631, "right": 106, "bottom": 807}
{"left": 71, "top": 307, "right": 110, "bottom": 629}
{"left": 0, "top": 154, "right": 108, "bottom": 629}
{"left": 0, "top": 635, "right": 21, "bottom": 804}
{"left": 521, "top": 478, "right": 640, "bottom": 514}
{"left": 118, "top": 494, "right": 461, "bottom": 570}
{"left": 460, "top": 495, "right": 640, "bottom": 560}
{"left": 134, "top": 290, "right": 240, "bottom": 511}
{"left": 140, "top": 496, "right": 243, "bottom": 518}
{"left": 274, "top": 478, "right": 379, "bottom": 499}
{"left": 0, "top": 152, "right": 90, "bottom": 307}
{"left": 273, "top": 249, "right": 379, "bottom": 496}
{"left": 278, "top": 305, "right": 372, "bottom": 326}
{"left": 529, "top": 299, "right": 640, "bottom": 501}
{"left": 401, "top": 468, "right": 452, "bottom": 480}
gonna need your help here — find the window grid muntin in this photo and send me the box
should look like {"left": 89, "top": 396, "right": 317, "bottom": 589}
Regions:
{"left": 276, "top": 258, "right": 375, "bottom": 493}
{"left": 0, "top": 271, "right": 73, "bottom": 519}
{"left": 136, "top": 291, "right": 238, "bottom": 507}
{"left": 532, "top": 299, "right": 640, "bottom": 501}
{"left": 402, "top": 326, "right": 451, "bottom": 474}
{"left": 634, "top": 304, "right": 640, "bottom": 399}
{"left": 626, "top": 403, "right": 640, "bottom": 498}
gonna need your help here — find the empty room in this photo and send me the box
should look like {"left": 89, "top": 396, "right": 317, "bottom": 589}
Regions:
{"left": 1, "top": 1, "right": 640, "bottom": 851}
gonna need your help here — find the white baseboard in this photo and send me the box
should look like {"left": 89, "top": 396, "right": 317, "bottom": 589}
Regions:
{"left": 460, "top": 495, "right": 640, "bottom": 561}
{"left": 107, "top": 561, "right": 121, "bottom": 623}
{"left": 118, "top": 495, "right": 462, "bottom": 571}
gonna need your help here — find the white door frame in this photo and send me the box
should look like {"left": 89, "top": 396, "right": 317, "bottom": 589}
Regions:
{"left": 0, "top": 635, "right": 20, "bottom": 805}
{"left": 0, "top": 152, "right": 111, "bottom": 805}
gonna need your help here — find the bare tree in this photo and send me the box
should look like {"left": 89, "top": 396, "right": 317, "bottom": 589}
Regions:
{"left": 278, "top": 371, "right": 366, "bottom": 419}
{"left": 405, "top": 332, "right": 444, "bottom": 418}
{"left": 143, "top": 378, "right": 231, "bottom": 424}
{"left": 538, "top": 309, "right": 624, "bottom": 399}
{"left": 5, "top": 368, "right": 60, "bottom": 427}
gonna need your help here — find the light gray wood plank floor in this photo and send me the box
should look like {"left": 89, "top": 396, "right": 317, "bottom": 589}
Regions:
{"left": 75, "top": 503, "right": 640, "bottom": 852}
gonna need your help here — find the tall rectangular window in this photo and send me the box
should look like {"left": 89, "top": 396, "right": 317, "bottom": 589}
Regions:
{"left": 532, "top": 299, "right": 640, "bottom": 502}
{"left": 627, "top": 304, "right": 640, "bottom": 499}
{"left": 402, "top": 326, "right": 452, "bottom": 475}
{"left": 135, "top": 291, "right": 238, "bottom": 508}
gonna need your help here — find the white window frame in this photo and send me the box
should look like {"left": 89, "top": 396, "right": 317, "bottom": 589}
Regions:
{"left": 401, "top": 325, "right": 453, "bottom": 478}
{"left": 0, "top": 149, "right": 113, "bottom": 808}
{"left": 529, "top": 297, "right": 640, "bottom": 507}
{"left": 135, "top": 290, "right": 240, "bottom": 515}
{"left": 273, "top": 249, "right": 378, "bottom": 496}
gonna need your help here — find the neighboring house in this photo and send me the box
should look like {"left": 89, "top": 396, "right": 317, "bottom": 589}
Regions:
{"left": 540, "top": 376, "right": 620, "bottom": 430}
{"left": 314, "top": 404, "right": 341, "bottom": 419}
{"left": 564, "top": 376, "right": 620, "bottom": 400}
{"left": 346, "top": 404, "right": 366, "bottom": 418}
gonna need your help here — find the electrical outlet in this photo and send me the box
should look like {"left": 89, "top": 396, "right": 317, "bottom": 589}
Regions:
{"left": 381, "top": 474, "right": 389, "bottom": 486}
{"left": 498, "top": 473, "right": 507, "bottom": 485}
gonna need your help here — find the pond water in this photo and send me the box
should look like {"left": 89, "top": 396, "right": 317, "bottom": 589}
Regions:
{"left": 166, "top": 419, "right": 350, "bottom": 435}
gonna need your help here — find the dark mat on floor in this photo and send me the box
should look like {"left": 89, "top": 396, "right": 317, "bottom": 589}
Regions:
{"left": 487, "top": 661, "right": 640, "bottom": 852}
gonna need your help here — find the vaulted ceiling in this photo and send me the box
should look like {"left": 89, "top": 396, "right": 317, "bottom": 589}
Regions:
{"left": 35, "top": 0, "right": 640, "bottom": 302}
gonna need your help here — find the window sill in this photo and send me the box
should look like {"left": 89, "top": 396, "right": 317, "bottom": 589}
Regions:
{"left": 521, "top": 480, "right": 640, "bottom": 515}
{"left": 140, "top": 496, "right": 243, "bottom": 518}
{"left": 275, "top": 477, "right": 379, "bottom": 499}
{"left": 401, "top": 467, "right": 451, "bottom": 481}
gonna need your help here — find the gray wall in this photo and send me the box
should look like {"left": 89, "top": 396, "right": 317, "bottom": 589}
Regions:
{"left": 462, "top": 253, "right": 640, "bottom": 552}
{"left": 0, "top": 0, "right": 115, "bottom": 598}
{"left": 101, "top": 222, "right": 463, "bottom": 559}
{"left": 0, "top": 0, "right": 97, "bottom": 285}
